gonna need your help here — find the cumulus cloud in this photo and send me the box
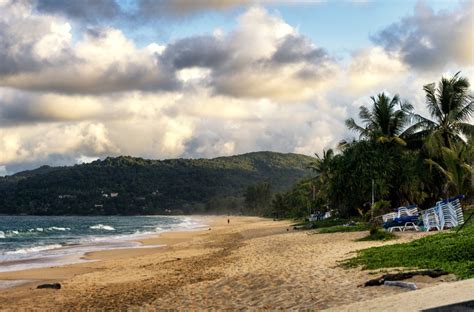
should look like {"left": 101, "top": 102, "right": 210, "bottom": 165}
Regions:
{"left": 0, "top": 89, "right": 105, "bottom": 125}
{"left": 137, "top": 0, "right": 250, "bottom": 17}
{"left": 0, "top": 1, "right": 179, "bottom": 94}
{"left": 1, "top": 3, "right": 336, "bottom": 100}
{"left": 36, "top": 0, "right": 252, "bottom": 22}
{"left": 347, "top": 46, "right": 408, "bottom": 94}
{"left": 0, "top": 122, "right": 118, "bottom": 165}
{"left": 161, "top": 7, "right": 338, "bottom": 101}
{"left": 371, "top": 1, "right": 474, "bottom": 71}
{"left": 0, "top": 1, "right": 472, "bottom": 175}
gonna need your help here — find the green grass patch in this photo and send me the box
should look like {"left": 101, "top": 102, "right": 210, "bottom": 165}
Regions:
{"left": 356, "top": 228, "right": 397, "bottom": 241}
{"left": 317, "top": 223, "right": 369, "bottom": 233}
{"left": 343, "top": 221, "right": 474, "bottom": 279}
{"left": 292, "top": 218, "right": 349, "bottom": 228}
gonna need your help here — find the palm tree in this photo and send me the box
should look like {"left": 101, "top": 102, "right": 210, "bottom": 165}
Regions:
{"left": 405, "top": 72, "right": 473, "bottom": 150}
{"left": 309, "top": 149, "right": 334, "bottom": 185}
{"left": 345, "top": 93, "right": 413, "bottom": 145}
{"left": 308, "top": 149, "right": 334, "bottom": 208}
{"left": 426, "top": 143, "right": 473, "bottom": 197}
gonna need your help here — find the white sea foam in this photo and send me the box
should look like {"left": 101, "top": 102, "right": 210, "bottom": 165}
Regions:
{"left": 6, "top": 244, "right": 63, "bottom": 255}
{"left": 0, "top": 216, "right": 204, "bottom": 274}
{"left": 90, "top": 224, "right": 115, "bottom": 231}
{"left": 47, "top": 227, "right": 70, "bottom": 231}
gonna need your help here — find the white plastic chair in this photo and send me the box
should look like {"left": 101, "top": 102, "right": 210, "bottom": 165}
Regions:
{"left": 422, "top": 208, "right": 441, "bottom": 231}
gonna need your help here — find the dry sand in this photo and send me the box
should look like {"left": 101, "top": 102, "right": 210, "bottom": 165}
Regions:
{"left": 0, "top": 216, "right": 471, "bottom": 311}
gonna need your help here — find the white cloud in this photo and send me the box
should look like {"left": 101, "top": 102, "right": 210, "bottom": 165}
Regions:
{"left": 372, "top": 1, "right": 474, "bottom": 71}
{"left": 0, "top": 1, "right": 178, "bottom": 94}
{"left": 0, "top": 1, "right": 473, "bottom": 174}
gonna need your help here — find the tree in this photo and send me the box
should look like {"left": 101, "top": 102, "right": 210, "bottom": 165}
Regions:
{"left": 244, "top": 182, "right": 273, "bottom": 215}
{"left": 406, "top": 72, "right": 474, "bottom": 150}
{"left": 308, "top": 149, "right": 334, "bottom": 206}
{"left": 426, "top": 143, "right": 473, "bottom": 197}
{"left": 308, "top": 149, "right": 334, "bottom": 184}
{"left": 345, "top": 93, "right": 413, "bottom": 145}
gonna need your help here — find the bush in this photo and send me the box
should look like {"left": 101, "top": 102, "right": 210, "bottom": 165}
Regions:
{"left": 344, "top": 221, "right": 474, "bottom": 278}
{"left": 317, "top": 223, "right": 369, "bottom": 233}
{"left": 356, "top": 228, "right": 397, "bottom": 241}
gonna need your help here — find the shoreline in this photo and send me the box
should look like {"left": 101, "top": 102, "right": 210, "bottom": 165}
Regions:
{"left": 0, "top": 215, "right": 214, "bottom": 283}
{"left": 0, "top": 216, "right": 470, "bottom": 311}
{"left": 0, "top": 215, "right": 210, "bottom": 275}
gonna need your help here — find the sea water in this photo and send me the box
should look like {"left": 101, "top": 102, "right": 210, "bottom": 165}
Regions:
{"left": 0, "top": 215, "right": 205, "bottom": 273}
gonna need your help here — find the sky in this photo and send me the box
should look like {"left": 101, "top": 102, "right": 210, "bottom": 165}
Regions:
{"left": 0, "top": 0, "right": 473, "bottom": 175}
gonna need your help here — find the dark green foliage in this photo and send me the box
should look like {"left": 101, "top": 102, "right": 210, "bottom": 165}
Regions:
{"left": 406, "top": 72, "right": 474, "bottom": 149}
{"left": 317, "top": 223, "right": 369, "bottom": 233}
{"left": 344, "top": 221, "right": 474, "bottom": 278}
{"left": 356, "top": 228, "right": 397, "bottom": 241}
{"left": 0, "top": 152, "right": 313, "bottom": 215}
{"left": 291, "top": 217, "right": 349, "bottom": 228}
{"left": 244, "top": 182, "right": 273, "bottom": 215}
{"left": 270, "top": 179, "right": 318, "bottom": 219}
{"left": 310, "top": 218, "right": 350, "bottom": 228}
{"left": 272, "top": 72, "right": 473, "bottom": 219}
{"left": 326, "top": 141, "right": 433, "bottom": 216}
{"left": 345, "top": 93, "right": 413, "bottom": 144}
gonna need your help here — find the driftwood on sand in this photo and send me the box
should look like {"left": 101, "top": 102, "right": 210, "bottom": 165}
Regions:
{"left": 363, "top": 270, "right": 448, "bottom": 287}
{"left": 37, "top": 283, "right": 61, "bottom": 289}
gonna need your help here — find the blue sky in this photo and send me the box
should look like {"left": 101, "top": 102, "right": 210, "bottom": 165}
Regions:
{"left": 119, "top": 0, "right": 460, "bottom": 57}
{"left": 0, "top": 0, "right": 472, "bottom": 175}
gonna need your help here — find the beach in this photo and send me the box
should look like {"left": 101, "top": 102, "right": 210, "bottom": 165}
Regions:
{"left": 0, "top": 216, "right": 470, "bottom": 311}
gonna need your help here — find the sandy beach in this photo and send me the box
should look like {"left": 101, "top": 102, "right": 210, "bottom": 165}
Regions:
{"left": 0, "top": 216, "right": 470, "bottom": 311}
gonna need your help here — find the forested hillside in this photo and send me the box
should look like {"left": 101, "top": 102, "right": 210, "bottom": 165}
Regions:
{"left": 0, "top": 152, "right": 313, "bottom": 215}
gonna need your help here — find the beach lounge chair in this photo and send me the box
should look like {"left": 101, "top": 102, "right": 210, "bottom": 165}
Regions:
{"left": 382, "top": 212, "right": 397, "bottom": 223}
{"left": 388, "top": 226, "right": 404, "bottom": 232}
{"left": 421, "top": 208, "right": 441, "bottom": 231}
{"left": 419, "top": 195, "right": 465, "bottom": 231}
{"left": 383, "top": 205, "right": 420, "bottom": 231}
{"left": 436, "top": 196, "right": 465, "bottom": 229}
{"left": 403, "top": 222, "right": 420, "bottom": 231}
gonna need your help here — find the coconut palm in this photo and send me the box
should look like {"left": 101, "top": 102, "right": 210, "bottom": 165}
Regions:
{"left": 405, "top": 72, "right": 474, "bottom": 150}
{"left": 308, "top": 149, "right": 334, "bottom": 207}
{"left": 426, "top": 143, "right": 473, "bottom": 197}
{"left": 308, "top": 149, "right": 334, "bottom": 184}
{"left": 345, "top": 93, "right": 413, "bottom": 145}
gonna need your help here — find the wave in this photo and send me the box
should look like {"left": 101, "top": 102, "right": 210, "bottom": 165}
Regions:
{"left": 90, "top": 224, "right": 115, "bottom": 231}
{"left": 5, "top": 244, "right": 63, "bottom": 255}
{"left": 176, "top": 217, "right": 207, "bottom": 230}
{"left": 0, "top": 227, "right": 70, "bottom": 238}
{"left": 46, "top": 227, "right": 70, "bottom": 231}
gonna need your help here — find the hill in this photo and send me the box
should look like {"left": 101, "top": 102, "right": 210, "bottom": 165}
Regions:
{"left": 0, "top": 152, "right": 314, "bottom": 215}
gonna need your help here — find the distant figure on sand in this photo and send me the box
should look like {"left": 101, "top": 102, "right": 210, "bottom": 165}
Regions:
{"left": 227, "top": 219, "right": 230, "bottom": 224}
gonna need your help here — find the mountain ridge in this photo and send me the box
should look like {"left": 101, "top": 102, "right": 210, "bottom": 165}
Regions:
{"left": 0, "top": 151, "right": 314, "bottom": 215}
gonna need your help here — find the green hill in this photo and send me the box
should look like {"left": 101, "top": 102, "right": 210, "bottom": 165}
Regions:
{"left": 0, "top": 152, "right": 314, "bottom": 215}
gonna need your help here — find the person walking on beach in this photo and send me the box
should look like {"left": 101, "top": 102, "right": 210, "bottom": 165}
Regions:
{"left": 227, "top": 218, "right": 230, "bottom": 224}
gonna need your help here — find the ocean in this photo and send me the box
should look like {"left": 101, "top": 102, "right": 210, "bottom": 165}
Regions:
{"left": 0, "top": 215, "right": 205, "bottom": 273}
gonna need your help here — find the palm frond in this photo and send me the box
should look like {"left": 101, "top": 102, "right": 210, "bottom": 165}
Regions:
{"left": 454, "top": 99, "right": 474, "bottom": 122}
{"left": 345, "top": 118, "right": 367, "bottom": 138}
{"left": 423, "top": 82, "right": 443, "bottom": 121}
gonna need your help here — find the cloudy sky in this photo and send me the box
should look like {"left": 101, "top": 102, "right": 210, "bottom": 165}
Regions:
{"left": 0, "top": 0, "right": 473, "bottom": 175}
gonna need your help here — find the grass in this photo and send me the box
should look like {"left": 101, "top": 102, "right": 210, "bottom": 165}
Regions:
{"left": 292, "top": 218, "right": 349, "bottom": 228}
{"left": 356, "top": 228, "right": 397, "bottom": 241}
{"left": 317, "top": 223, "right": 369, "bottom": 233}
{"left": 343, "top": 216, "right": 474, "bottom": 279}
